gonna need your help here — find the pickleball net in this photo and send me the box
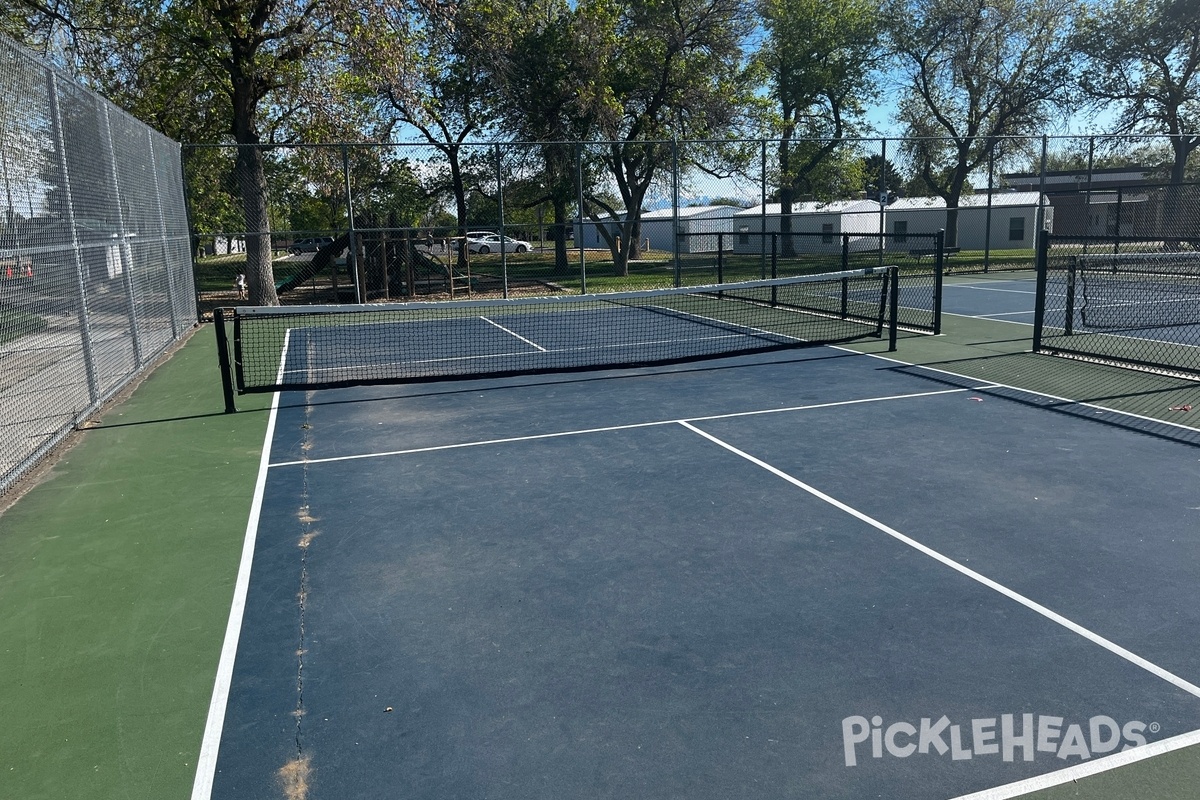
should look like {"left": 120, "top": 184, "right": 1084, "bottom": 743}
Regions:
{"left": 216, "top": 266, "right": 900, "bottom": 407}
{"left": 1073, "top": 252, "right": 1200, "bottom": 331}
{"left": 1034, "top": 239, "right": 1200, "bottom": 379}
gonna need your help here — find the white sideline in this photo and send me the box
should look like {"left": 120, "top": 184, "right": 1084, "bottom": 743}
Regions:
{"left": 190, "top": 333, "right": 290, "bottom": 800}
{"left": 948, "top": 728, "right": 1200, "bottom": 800}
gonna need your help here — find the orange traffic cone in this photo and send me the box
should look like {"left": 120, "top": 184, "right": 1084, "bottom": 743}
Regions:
{"left": 23, "top": 263, "right": 32, "bottom": 277}
{"left": 4, "top": 264, "right": 11, "bottom": 279}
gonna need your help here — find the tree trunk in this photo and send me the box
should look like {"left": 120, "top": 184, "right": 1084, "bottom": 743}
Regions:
{"left": 942, "top": 169, "right": 970, "bottom": 250}
{"left": 779, "top": 185, "right": 795, "bottom": 258}
{"left": 551, "top": 196, "right": 570, "bottom": 275}
{"left": 231, "top": 65, "right": 277, "bottom": 306}
{"left": 779, "top": 137, "right": 796, "bottom": 258}
{"left": 235, "top": 144, "right": 277, "bottom": 305}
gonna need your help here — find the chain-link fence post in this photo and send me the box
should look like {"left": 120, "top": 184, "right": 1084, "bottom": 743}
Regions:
{"left": 672, "top": 138, "right": 681, "bottom": 287}
{"left": 1037, "top": 135, "right": 1049, "bottom": 240}
{"left": 341, "top": 144, "right": 362, "bottom": 303}
{"left": 47, "top": 71, "right": 100, "bottom": 408}
{"left": 760, "top": 139, "right": 768, "bottom": 279}
{"left": 1085, "top": 136, "right": 1096, "bottom": 239}
{"left": 100, "top": 104, "right": 144, "bottom": 363}
{"left": 148, "top": 130, "right": 182, "bottom": 337}
{"left": 983, "top": 141, "right": 995, "bottom": 273}
{"left": 878, "top": 137, "right": 888, "bottom": 267}
{"left": 576, "top": 142, "right": 586, "bottom": 294}
{"left": 496, "top": 142, "right": 508, "bottom": 298}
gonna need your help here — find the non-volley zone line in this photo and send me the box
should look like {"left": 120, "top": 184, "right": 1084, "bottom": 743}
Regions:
{"left": 944, "top": 281, "right": 1037, "bottom": 295}
{"left": 267, "top": 386, "right": 977, "bottom": 468}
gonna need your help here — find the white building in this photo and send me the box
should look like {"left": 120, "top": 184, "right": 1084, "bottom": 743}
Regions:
{"left": 637, "top": 205, "right": 741, "bottom": 253}
{"left": 575, "top": 212, "right": 622, "bottom": 250}
{"left": 577, "top": 205, "right": 740, "bottom": 253}
{"left": 883, "top": 193, "right": 1053, "bottom": 251}
{"left": 731, "top": 199, "right": 884, "bottom": 255}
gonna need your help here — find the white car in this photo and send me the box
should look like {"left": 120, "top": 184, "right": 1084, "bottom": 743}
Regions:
{"left": 467, "top": 234, "right": 531, "bottom": 254}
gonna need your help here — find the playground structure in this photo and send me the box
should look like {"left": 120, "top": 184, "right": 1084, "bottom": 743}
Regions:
{"left": 275, "top": 229, "right": 480, "bottom": 302}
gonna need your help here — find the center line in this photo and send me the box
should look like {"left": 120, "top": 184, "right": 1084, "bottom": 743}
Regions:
{"left": 481, "top": 317, "right": 547, "bottom": 351}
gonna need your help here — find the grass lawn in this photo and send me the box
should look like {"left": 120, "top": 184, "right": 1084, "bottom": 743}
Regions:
{"left": 0, "top": 305, "right": 49, "bottom": 345}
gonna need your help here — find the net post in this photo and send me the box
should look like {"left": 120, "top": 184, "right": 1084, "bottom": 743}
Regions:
{"left": 887, "top": 266, "right": 899, "bottom": 351}
{"left": 1032, "top": 228, "right": 1049, "bottom": 351}
{"left": 214, "top": 308, "right": 238, "bottom": 413}
{"left": 933, "top": 230, "right": 945, "bottom": 335}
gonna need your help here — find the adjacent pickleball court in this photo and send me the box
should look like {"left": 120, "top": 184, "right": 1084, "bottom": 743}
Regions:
{"left": 194, "top": 274, "right": 1200, "bottom": 799}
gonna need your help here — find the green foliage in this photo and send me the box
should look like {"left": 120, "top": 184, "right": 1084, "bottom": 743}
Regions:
{"left": 862, "top": 155, "right": 905, "bottom": 199}
{"left": 885, "top": 0, "right": 1077, "bottom": 243}
{"left": 1073, "top": 0, "right": 1200, "bottom": 181}
{"left": 183, "top": 147, "right": 244, "bottom": 235}
{"left": 573, "top": 0, "right": 754, "bottom": 273}
{"left": 0, "top": 306, "right": 48, "bottom": 346}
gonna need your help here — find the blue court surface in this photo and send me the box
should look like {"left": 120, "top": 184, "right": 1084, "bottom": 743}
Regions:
{"left": 194, "top": 312, "right": 1200, "bottom": 800}
{"left": 943, "top": 273, "right": 1200, "bottom": 350}
{"left": 942, "top": 275, "right": 1040, "bottom": 323}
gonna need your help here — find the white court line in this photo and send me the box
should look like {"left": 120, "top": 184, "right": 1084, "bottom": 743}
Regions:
{"left": 972, "top": 310, "right": 1037, "bottom": 319}
{"left": 190, "top": 334, "right": 289, "bottom": 800}
{"left": 677, "top": 419, "right": 1200, "bottom": 701}
{"left": 481, "top": 316, "right": 547, "bottom": 351}
{"left": 945, "top": 283, "right": 1037, "bottom": 295}
{"left": 268, "top": 387, "right": 971, "bottom": 468}
{"left": 941, "top": 311, "right": 1036, "bottom": 326}
{"left": 948, "top": 727, "right": 1200, "bottom": 800}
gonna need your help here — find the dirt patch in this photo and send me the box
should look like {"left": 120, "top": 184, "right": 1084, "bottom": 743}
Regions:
{"left": 277, "top": 755, "right": 312, "bottom": 800}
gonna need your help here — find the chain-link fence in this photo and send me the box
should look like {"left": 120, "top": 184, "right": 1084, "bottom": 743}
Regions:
{"left": 1034, "top": 233, "right": 1200, "bottom": 379}
{"left": 185, "top": 133, "right": 1200, "bottom": 314}
{"left": 0, "top": 36, "right": 197, "bottom": 498}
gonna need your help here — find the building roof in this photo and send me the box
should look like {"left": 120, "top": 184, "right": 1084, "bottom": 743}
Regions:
{"left": 888, "top": 197, "right": 946, "bottom": 210}
{"left": 1003, "top": 167, "right": 1153, "bottom": 186}
{"left": 639, "top": 204, "right": 742, "bottom": 220}
{"left": 734, "top": 199, "right": 882, "bottom": 216}
{"left": 886, "top": 193, "right": 1046, "bottom": 210}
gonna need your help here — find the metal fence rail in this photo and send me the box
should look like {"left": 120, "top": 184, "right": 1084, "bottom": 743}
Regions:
{"left": 0, "top": 36, "right": 197, "bottom": 498}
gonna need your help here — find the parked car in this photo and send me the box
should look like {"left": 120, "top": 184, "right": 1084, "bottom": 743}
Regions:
{"left": 466, "top": 234, "right": 531, "bottom": 254}
{"left": 289, "top": 236, "right": 334, "bottom": 255}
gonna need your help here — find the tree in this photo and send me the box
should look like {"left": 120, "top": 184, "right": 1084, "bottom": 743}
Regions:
{"left": 863, "top": 154, "right": 905, "bottom": 202}
{"left": 5, "top": 0, "right": 362, "bottom": 304}
{"left": 885, "top": 0, "right": 1078, "bottom": 247}
{"left": 490, "top": 0, "right": 596, "bottom": 274}
{"left": 1074, "top": 0, "right": 1200, "bottom": 184}
{"left": 348, "top": 0, "right": 497, "bottom": 242}
{"left": 757, "top": 0, "right": 881, "bottom": 254}
{"left": 576, "top": 0, "right": 753, "bottom": 275}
